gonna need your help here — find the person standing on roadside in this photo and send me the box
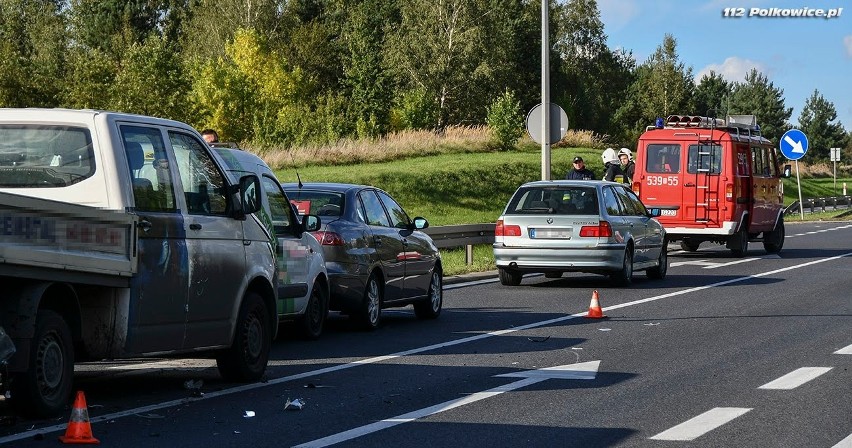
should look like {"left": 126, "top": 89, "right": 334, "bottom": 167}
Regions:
{"left": 566, "top": 156, "right": 595, "bottom": 180}
{"left": 602, "top": 147, "right": 625, "bottom": 182}
{"left": 618, "top": 148, "right": 635, "bottom": 184}
{"left": 201, "top": 129, "right": 219, "bottom": 145}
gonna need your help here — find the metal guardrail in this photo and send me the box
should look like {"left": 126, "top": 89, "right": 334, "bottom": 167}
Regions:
{"left": 786, "top": 196, "right": 852, "bottom": 214}
{"left": 423, "top": 223, "right": 495, "bottom": 264}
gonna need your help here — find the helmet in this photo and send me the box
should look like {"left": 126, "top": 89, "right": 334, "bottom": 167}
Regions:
{"left": 618, "top": 148, "right": 633, "bottom": 161}
{"left": 601, "top": 148, "right": 618, "bottom": 164}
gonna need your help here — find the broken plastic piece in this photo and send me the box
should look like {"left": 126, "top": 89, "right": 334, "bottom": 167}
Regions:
{"left": 284, "top": 398, "right": 305, "bottom": 411}
{"left": 243, "top": 411, "right": 255, "bottom": 418}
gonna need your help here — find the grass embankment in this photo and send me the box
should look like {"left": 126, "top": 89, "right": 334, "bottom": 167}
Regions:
{"left": 268, "top": 141, "right": 851, "bottom": 275}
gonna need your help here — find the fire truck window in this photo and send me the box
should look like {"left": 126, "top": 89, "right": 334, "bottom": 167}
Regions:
{"left": 751, "top": 147, "right": 765, "bottom": 177}
{"left": 646, "top": 144, "right": 681, "bottom": 173}
{"left": 687, "top": 145, "right": 722, "bottom": 174}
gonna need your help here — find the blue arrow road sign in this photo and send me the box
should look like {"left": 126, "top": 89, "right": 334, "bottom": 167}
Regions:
{"left": 779, "top": 129, "right": 808, "bottom": 160}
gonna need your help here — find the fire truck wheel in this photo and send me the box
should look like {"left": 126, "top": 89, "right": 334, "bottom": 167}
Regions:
{"left": 729, "top": 226, "right": 749, "bottom": 257}
{"left": 11, "top": 310, "right": 74, "bottom": 418}
{"left": 679, "top": 240, "right": 700, "bottom": 252}
{"left": 763, "top": 220, "right": 785, "bottom": 254}
{"left": 612, "top": 247, "right": 634, "bottom": 286}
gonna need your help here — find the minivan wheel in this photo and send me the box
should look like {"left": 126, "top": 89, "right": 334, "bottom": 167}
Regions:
{"left": 646, "top": 239, "right": 668, "bottom": 280}
{"left": 763, "top": 220, "right": 785, "bottom": 254}
{"left": 414, "top": 270, "right": 443, "bottom": 319}
{"left": 298, "top": 280, "right": 327, "bottom": 340}
{"left": 612, "top": 247, "right": 634, "bottom": 286}
{"left": 498, "top": 268, "right": 522, "bottom": 286}
{"left": 358, "top": 274, "right": 382, "bottom": 331}
{"left": 11, "top": 310, "right": 74, "bottom": 418}
{"left": 679, "top": 240, "right": 700, "bottom": 252}
{"left": 216, "top": 292, "right": 271, "bottom": 382}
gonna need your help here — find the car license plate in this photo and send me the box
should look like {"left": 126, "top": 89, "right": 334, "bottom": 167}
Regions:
{"left": 661, "top": 209, "right": 677, "bottom": 216}
{"left": 529, "top": 228, "right": 571, "bottom": 239}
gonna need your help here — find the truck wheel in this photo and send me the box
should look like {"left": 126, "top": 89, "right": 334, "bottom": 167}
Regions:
{"left": 763, "top": 220, "right": 785, "bottom": 254}
{"left": 216, "top": 292, "right": 271, "bottom": 382}
{"left": 414, "top": 269, "right": 443, "bottom": 319}
{"left": 298, "top": 280, "right": 327, "bottom": 340}
{"left": 729, "top": 226, "right": 749, "bottom": 257}
{"left": 12, "top": 310, "right": 74, "bottom": 418}
{"left": 498, "top": 268, "right": 522, "bottom": 286}
{"left": 679, "top": 240, "right": 700, "bottom": 252}
{"left": 357, "top": 274, "right": 383, "bottom": 331}
{"left": 647, "top": 239, "right": 668, "bottom": 280}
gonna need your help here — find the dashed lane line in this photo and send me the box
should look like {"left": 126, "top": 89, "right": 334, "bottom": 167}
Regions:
{"left": 757, "top": 367, "right": 833, "bottom": 390}
{"left": 649, "top": 407, "right": 752, "bottom": 441}
{"left": 834, "top": 343, "right": 852, "bottom": 355}
{"left": 833, "top": 433, "right": 852, "bottom": 448}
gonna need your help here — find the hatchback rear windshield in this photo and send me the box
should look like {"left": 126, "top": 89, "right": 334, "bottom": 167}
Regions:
{"left": 285, "top": 190, "right": 345, "bottom": 217}
{"left": 0, "top": 125, "right": 95, "bottom": 187}
{"left": 506, "top": 186, "right": 599, "bottom": 215}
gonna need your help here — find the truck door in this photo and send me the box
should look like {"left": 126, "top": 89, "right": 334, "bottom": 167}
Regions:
{"left": 640, "top": 144, "right": 682, "bottom": 221}
{"left": 686, "top": 143, "right": 723, "bottom": 224}
{"left": 749, "top": 146, "right": 776, "bottom": 231}
{"left": 121, "top": 125, "right": 188, "bottom": 354}
{"left": 167, "top": 131, "right": 247, "bottom": 349}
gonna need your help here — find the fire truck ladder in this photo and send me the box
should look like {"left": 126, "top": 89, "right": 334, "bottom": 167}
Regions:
{"left": 694, "top": 139, "right": 720, "bottom": 224}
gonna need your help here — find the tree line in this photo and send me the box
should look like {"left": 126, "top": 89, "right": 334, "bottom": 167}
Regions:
{"left": 0, "top": 0, "right": 848, "bottom": 163}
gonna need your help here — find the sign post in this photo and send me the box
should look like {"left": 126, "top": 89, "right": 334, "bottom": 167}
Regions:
{"left": 779, "top": 129, "right": 809, "bottom": 220}
{"left": 830, "top": 147, "right": 841, "bottom": 196}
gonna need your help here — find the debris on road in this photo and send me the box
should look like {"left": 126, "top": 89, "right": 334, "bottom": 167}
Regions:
{"left": 284, "top": 398, "right": 305, "bottom": 411}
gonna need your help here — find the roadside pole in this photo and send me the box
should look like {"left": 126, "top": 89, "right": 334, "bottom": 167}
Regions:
{"left": 540, "top": 0, "right": 550, "bottom": 181}
{"left": 796, "top": 161, "right": 804, "bottom": 220}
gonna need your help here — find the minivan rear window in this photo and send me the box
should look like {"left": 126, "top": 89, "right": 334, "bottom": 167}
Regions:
{"left": 506, "top": 186, "right": 599, "bottom": 215}
{"left": 0, "top": 125, "right": 95, "bottom": 187}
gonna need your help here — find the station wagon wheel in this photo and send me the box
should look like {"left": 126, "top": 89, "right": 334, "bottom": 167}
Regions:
{"left": 414, "top": 269, "right": 443, "bottom": 319}
{"left": 498, "top": 267, "right": 522, "bottom": 286}
{"left": 11, "top": 310, "right": 74, "bottom": 417}
{"left": 763, "top": 219, "right": 785, "bottom": 254}
{"left": 216, "top": 292, "right": 271, "bottom": 382}
{"left": 730, "top": 226, "right": 749, "bottom": 257}
{"left": 298, "top": 280, "right": 327, "bottom": 340}
{"left": 612, "top": 246, "right": 634, "bottom": 286}
{"left": 358, "top": 274, "right": 382, "bottom": 331}
{"left": 647, "top": 238, "right": 668, "bottom": 280}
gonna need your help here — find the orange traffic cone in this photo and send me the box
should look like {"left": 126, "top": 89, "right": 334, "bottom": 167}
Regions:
{"left": 59, "top": 391, "right": 100, "bottom": 444}
{"left": 586, "top": 290, "right": 606, "bottom": 319}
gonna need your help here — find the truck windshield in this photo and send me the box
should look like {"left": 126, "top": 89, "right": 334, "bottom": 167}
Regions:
{"left": 0, "top": 125, "right": 94, "bottom": 188}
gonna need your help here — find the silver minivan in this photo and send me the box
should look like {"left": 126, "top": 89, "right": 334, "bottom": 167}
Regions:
{"left": 493, "top": 180, "right": 668, "bottom": 286}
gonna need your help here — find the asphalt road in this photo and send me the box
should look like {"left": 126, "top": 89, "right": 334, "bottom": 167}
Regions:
{"left": 2, "top": 221, "right": 850, "bottom": 447}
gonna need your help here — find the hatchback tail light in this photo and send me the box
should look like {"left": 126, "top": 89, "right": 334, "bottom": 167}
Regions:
{"left": 495, "top": 219, "right": 521, "bottom": 237}
{"left": 579, "top": 221, "right": 613, "bottom": 237}
{"left": 312, "top": 231, "right": 345, "bottom": 246}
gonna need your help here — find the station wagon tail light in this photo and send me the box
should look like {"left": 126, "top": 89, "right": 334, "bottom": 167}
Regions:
{"left": 312, "top": 231, "right": 345, "bottom": 246}
{"left": 725, "top": 183, "right": 734, "bottom": 201}
{"left": 495, "top": 220, "right": 521, "bottom": 237}
{"left": 579, "top": 221, "right": 612, "bottom": 237}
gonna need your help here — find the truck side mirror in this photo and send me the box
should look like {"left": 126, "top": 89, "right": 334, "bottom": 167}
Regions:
{"left": 782, "top": 164, "right": 792, "bottom": 178}
{"left": 238, "top": 174, "right": 261, "bottom": 216}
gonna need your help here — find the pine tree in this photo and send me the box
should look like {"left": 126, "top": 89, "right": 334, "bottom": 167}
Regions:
{"left": 728, "top": 68, "right": 792, "bottom": 143}
{"left": 797, "top": 89, "right": 848, "bottom": 163}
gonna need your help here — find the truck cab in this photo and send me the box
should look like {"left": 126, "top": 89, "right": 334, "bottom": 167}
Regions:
{"left": 0, "top": 109, "right": 279, "bottom": 417}
{"left": 632, "top": 115, "right": 789, "bottom": 256}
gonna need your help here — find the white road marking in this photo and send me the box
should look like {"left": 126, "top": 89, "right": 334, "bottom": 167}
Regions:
{"left": 758, "top": 367, "right": 833, "bottom": 390}
{"left": 295, "top": 362, "right": 600, "bottom": 447}
{"left": 649, "top": 407, "right": 752, "bottom": 441}
{"left": 2, "top": 251, "right": 851, "bottom": 445}
{"left": 702, "top": 258, "right": 759, "bottom": 269}
{"left": 832, "top": 433, "right": 852, "bottom": 448}
{"left": 834, "top": 343, "right": 852, "bottom": 355}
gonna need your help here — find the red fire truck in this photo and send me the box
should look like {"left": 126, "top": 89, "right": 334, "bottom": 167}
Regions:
{"left": 632, "top": 115, "right": 791, "bottom": 257}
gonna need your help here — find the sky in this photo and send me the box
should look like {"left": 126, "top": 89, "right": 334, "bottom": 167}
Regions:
{"left": 597, "top": 0, "right": 851, "bottom": 135}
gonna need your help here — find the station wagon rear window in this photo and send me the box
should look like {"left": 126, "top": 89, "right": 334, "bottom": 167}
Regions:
{"left": 0, "top": 125, "right": 95, "bottom": 187}
{"left": 506, "top": 186, "right": 599, "bottom": 215}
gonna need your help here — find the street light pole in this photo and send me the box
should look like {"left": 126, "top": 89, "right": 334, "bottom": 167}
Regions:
{"left": 540, "top": 0, "right": 551, "bottom": 180}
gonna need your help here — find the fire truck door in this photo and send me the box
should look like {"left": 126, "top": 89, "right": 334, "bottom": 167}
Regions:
{"left": 686, "top": 144, "right": 722, "bottom": 224}
{"left": 749, "top": 146, "right": 776, "bottom": 231}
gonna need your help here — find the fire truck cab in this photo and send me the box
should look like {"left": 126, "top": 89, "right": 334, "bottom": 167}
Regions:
{"left": 632, "top": 115, "right": 791, "bottom": 257}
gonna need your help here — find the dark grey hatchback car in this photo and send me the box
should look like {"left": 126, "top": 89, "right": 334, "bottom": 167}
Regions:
{"left": 282, "top": 183, "right": 443, "bottom": 330}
